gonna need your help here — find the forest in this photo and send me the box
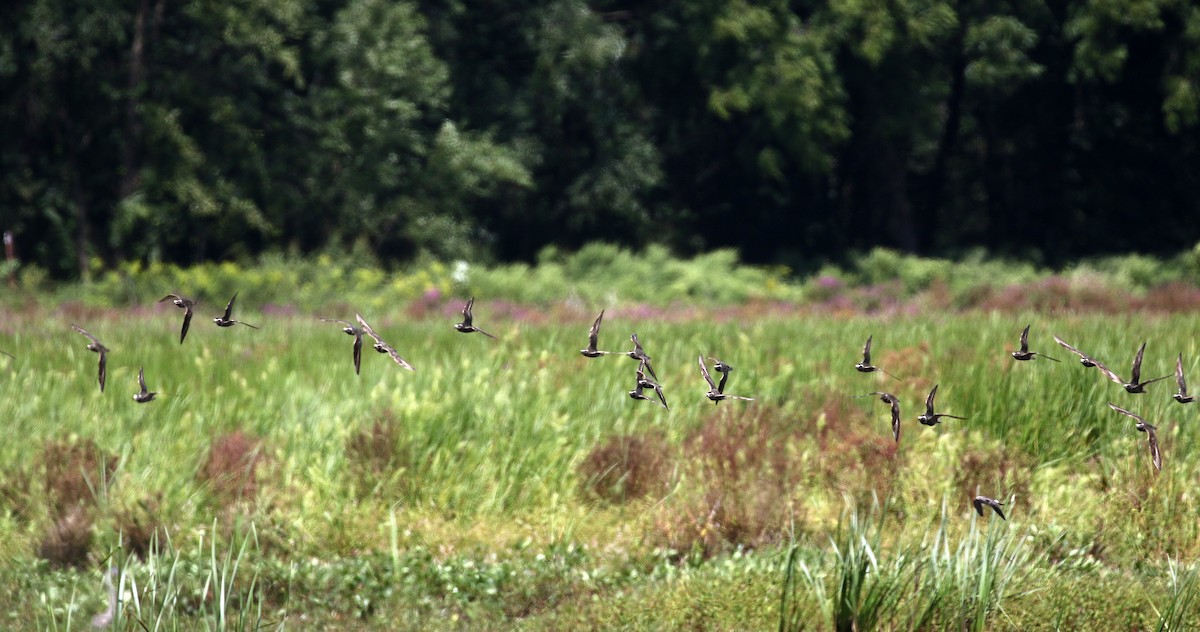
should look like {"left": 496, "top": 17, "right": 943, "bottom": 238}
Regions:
{"left": 3, "top": 0, "right": 1200, "bottom": 278}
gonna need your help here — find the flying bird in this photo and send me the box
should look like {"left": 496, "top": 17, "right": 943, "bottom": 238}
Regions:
{"left": 453, "top": 297, "right": 497, "bottom": 339}
{"left": 1096, "top": 342, "right": 1170, "bottom": 393}
{"left": 0, "top": 350, "right": 13, "bottom": 359}
{"left": 855, "top": 335, "right": 901, "bottom": 379}
{"left": 709, "top": 358, "right": 733, "bottom": 394}
{"left": 698, "top": 355, "right": 754, "bottom": 403}
{"left": 917, "top": 384, "right": 965, "bottom": 426}
{"left": 626, "top": 333, "right": 658, "bottom": 380}
{"left": 1011, "top": 325, "right": 1059, "bottom": 362}
{"left": 1173, "top": 353, "right": 1194, "bottom": 404}
{"left": 972, "top": 496, "right": 1006, "bottom": 520}
{"left": 855, "top": 391, "right": 901, "bottom": 443}
{"left": 580, "top": 310, "right": 614, "bottom": 357}
{"left": 321, "top": 318, "right": 364, "bottom": 375}
{"left": 1107, "top": 402, "right": 1162, "bottom": 472}
{"left": 158, "top": 293, "right": 197, "bottom": 343}
{"left": 635, "top": 362, "right": 669, "bottom": 409}
{"left": 1053, "top": 336, "right": 1100, "bottom": 368}
{"left": 71, "top": 324, "right": 109, "bottom": 393}
{"left": 132, "top": 367, "right": 156, "bottom": 403}
{"left": 628, "top": 366, "right": 668, "bottom": 409}
{"left": 212, "top": 292, "right": 258, "bottom": 329}
{"left": 356, "top": 314, "right": 415, "bottom": 371}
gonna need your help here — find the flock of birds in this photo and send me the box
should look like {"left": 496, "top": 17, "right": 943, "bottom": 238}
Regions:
{"left": 2, "top": 301, "right": 1192, "bottom": 527}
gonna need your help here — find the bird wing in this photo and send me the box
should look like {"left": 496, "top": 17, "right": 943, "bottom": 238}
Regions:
{"left": 1053, "top": 336, "right": 1093, "bottom": 362}
{"left": 355, "top": 314, "right": 382, "bottom": 343}
{"left": 1131, "top": 342, "right": 1146, "bottom": 384}
{"left": 1019, "top": 325, "right": 1030, "bottom": 353}
{"left": 890, "top": 399, "right": 901, "bottom": 442}
{"left": 698, "top": 355, "right": 716, "bottom": 390}
{"left": 1145, "top": 425, "right": 1161, "bottom": 471}
{"left": 461, "top": 297, "right": 474, "bottom": 326}
{"left": 862, "top": 335, "right": 873, "bottom": 364}
{"left": 222, "top": 292, "right": 238, "bottom": 320}
{"left": 972, "top": 498, "right": 984, "bottom": 517}
{"left": 180, "top": 308, "right": 193, "bottom": 344}
{"left": 158, "top": 293, "right": 181, "bottom": 303}
{"left": 474, "top": 326, "right": 498, "bottom": 340}
{"left": 1107, "top": 402, "right": 1145, "bottom": 424}
{"left": 98, "top": 352, "right": 107, "bottom": 393}
{"left": 353, "top": 334, "right": 362, "bottom": 375}
{"left": 1093, "top": 359, "right": 1125, "bottom": 385}
{"left": 1177, "top": 354, "right": 1188, "bottom": 395}
{"left": 384, "top": 345, "right": 416, "bottom": 371}
{"left": 587, "top": 311, "right": 604, "bottom": 349}
{"left": 925, "top": 384, "right": 938, "bottom": 415}
{"left": 72, "top": 324, "right": 100, "bottom": 345}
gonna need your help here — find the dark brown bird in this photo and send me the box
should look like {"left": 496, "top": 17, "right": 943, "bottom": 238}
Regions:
{"left": 972, "top": 496, "right": 1006, "bottom": 520}
{"left": 1107, "top": 403, "right": 1162, "bottom": 472}
{"left": 580, "top": 310, "right": 613, "bottom": 357}
{"left": 626, "top": 333, "right": 658, "bottom": 380}
{"left": 158, "top": 293, "right": 197, "bottom": 343}
{"left": 1096, "top": 342, "right": 1170, "bottom": 393}
{"left": 698, "top": 355, "right": 753, "bottom": 403}
{"left": 1053, "top": 336, "right": 1099, "bottom": 368}
{"left": 356, "top": 313, "right": 415, "bottom": 371}
{"left": 1173, "top": 353, "right": 1194, "bottom": 404}
{"left": 1011, "top": 325, "right": 1059, "bottom": 362}
{"left": 855, "top": 335, "right": 900, "bottom": 379}
{"left": 132, "top": 367, "right": 156, "bottom": 403}
{"left": 917, "top": 384, "right": 965, "bottom": 426}
{"left": 454, "top": 297, "right": 497, "bottom": 339}
{"left": 709, "top": 358, "right": 733, "bottom": 395}
{"left": 212, "top": 292, "right": 258, "bottom": 329}
{"left": 635, "top": 361, "right": 669, "bottom": 409}
{"left": 71, "top": 324, "right": 109, "bottom": 393}
{"left": 321, "top": 318, "right": 364, "bottom": 375}
{"left": 629, "top": 365, "right": 668, "bottom": 409}
{"left": 856, "top": 392, "right": 901, "bottom": 443}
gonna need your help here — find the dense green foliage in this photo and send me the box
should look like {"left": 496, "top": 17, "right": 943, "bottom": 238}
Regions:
{"left": 4, "top": 1, "right": 1200, "bottom": 278}
{"left": 3, "top": 297, "right": 1200, "bottom": 628}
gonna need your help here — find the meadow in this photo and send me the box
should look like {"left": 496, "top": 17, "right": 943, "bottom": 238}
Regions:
{"left": 3, "top": 251, "right": 1200, "bottom": 630}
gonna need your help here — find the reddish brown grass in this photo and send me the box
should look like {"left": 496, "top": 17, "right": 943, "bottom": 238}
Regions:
{"left": 38, "top": 504, "right": 93, "bottom": 569}
{"left": 198, "top": 431, "right": 265, "bottom": 508}
{"left": 115, "top": 493, "right": 166, "bottom": 559}
{"left": 41, "top": 437, "right": 118, "bottom": 518}
{"left": 578, "top": 432, "right": 671, "bottom": 503}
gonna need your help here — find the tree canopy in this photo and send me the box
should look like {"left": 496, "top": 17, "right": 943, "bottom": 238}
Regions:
{"left": 3, "top": 0, "right": 1199, "bottom": 278}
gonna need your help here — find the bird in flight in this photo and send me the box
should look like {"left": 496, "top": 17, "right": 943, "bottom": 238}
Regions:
{"left": 71, "top": 324, "right": 109, "bottom": 393}
{"left": 1010, "top": 325, "right": 1059, "bottom": 362}
{"left": 1053, "top": 336, "right": 1100, "bottom": 368}
{"left": 356, "top": 313, "right": 415, "bottom": 371}
{"left": 321, "top": 318, "right": 365, "bottom": 375}
{"left": 132, "top": 367, "right": 157, "bottom": 403}
{"left": 628, "top": 366, "right": 668, "bottom": 409}
{"left": 917, "top": 384, "right": 965, "bottom": 426}
{"left": 158, "top": 293, "right": 197, "bottom": 343}
{"left": 855, "top": 335, "right": 901, "bottom": 379}
{"left": 698, "top": 355, "right": 754, "bottom": 403}
{"left": 972, "top": 496, "right": 1006, "bottom": 520}
{"left": 0, "top": 350, "right": 14, "bottom": 360}
{"left": 636, "top": 361, "right": 669, "bottom": 409}
{"left": 1096, "top": 342, "right": 1170, "bottom": 393}
{"left": 212, "top": 292, "right": 258, "bottom": 329}
{"left": 1173, "top": 353, "right": 1194, "bottom": 404}
{"left": 709, "top": 357, "right": 734, "bottom": 395}
{"left": 626, "top": 333, "right": 658, "bottom": 380}
{"left": 454, "top": 297, "right": 497, "bottom": 339}
{"left": 1107, "top": 403, "right": 1162, "bottom": 472}
{"left": 856, "top": 391, "right": 901, "bottom": 443}
{"left": 580, "top": 310, "right": 614, "bottom": 358}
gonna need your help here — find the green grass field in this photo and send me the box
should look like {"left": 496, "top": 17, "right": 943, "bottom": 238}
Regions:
{"left": 2, "top": 300, "right": 1199, "bottom": 630}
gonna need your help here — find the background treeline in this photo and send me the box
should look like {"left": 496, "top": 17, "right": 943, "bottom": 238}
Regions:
{"left": 3, "top": 0, "right": 1200, "bottom": 279}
